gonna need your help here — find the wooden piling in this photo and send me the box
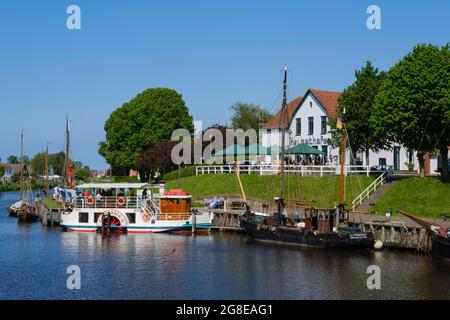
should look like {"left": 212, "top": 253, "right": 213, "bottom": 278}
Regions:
{"left": 192, "top": 212, "right": 196, "bottom": 234}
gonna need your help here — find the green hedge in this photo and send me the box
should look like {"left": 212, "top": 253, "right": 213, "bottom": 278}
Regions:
{"left": 113, "top": 176, "right": 139, "bottom": 183}
{"left": 163, "top": 166, "right": 197, "bottom": 181}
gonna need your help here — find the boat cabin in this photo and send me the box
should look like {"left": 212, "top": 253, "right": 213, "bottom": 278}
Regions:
{"left": 159, "top": 189, "right": 192, "bottom": 219}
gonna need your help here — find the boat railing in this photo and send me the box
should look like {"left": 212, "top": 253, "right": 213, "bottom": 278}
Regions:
{"left": 138, "top": 198, "right": 160, "bottom": 215}
{"left": 74, "top": 196, "right": 147, "bottom": 209}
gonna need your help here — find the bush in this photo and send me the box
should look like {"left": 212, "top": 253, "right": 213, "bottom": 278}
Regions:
{"left": 163, "top": 166, "right": 197, "bottom": 181}
{"left": 0, "top": 181, "right": 20, "bottom": 191}
{"left": 113, "top": 176, "right": 139, "bottom": 183}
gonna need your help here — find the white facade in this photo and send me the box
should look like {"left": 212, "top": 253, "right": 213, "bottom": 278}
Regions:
{"left": 260, "top": 91, "right": 426, "bottom": 172}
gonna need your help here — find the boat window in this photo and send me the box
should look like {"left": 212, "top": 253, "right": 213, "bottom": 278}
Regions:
{"left": 126, "top": 213, "right": 136, "bottom": 224}
{"left": 94, "top": 212, "right": 102, "bottom": 223}
{"left": 78, "top": 212, "right": 89, "bottom": 223}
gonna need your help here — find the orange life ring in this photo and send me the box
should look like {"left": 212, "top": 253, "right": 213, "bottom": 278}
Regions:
{"left": 86, "top": 196, "right": 95, "bottom": 205}
{"left": 117, "top": 197, "right": 126, "bottom": 206}
{"left": 142, "top": 211, "right": 151, "bottom": 223}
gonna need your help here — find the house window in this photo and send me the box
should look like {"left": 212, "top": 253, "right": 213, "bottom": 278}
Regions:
{"left": 322, "top": 145, "right": 328, "bottom": 158}
{"left": 296, "top": 118, "right": 301, "bottom": 136}
{"left": 267, "top": 129, "right": 271, "bottom": 135}
{"left": 78, "top": 212, "right": 89, "bottom": 223}
{"left": 321, "top": 116, "right": 327, "bottom": 134}
{"left": 379, "top": 158, "right": 386, "bottom": 166}
{"left": 310, "top": 101, "right": 313, "bottom": 108}
{"left": 308, "top": 117, "right": 314, "bottom": 135}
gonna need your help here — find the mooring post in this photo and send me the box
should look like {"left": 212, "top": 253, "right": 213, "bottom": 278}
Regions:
{"left": 107, "top": 212, "right": 111, "bottom": 234}
{"left": 192, "top": 212, "right": 197, "bottom": 234}
{"left": 101, "top": 213, "right": 105, "bottom": 234}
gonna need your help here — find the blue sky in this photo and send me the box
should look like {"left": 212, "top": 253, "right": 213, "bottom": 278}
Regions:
{"left": 0, "top": 0, "right": 448, "bottom": 169}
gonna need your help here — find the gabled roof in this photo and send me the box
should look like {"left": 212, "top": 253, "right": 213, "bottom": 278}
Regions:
{"left": 262, "top": 89, "right": 341, "bottom": 130}
{"left": 262, "top": 96, "right": 303, "bottom": 129}
{"left": 309, "top": 89, "right": 341, "bottom": 118}
{"left": 0, "top": 163, "right": 27, "bottom": 172}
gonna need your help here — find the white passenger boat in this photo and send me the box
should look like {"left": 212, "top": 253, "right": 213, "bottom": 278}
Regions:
{"left": 60, "top": 183, "right": 213, "bottom": 234}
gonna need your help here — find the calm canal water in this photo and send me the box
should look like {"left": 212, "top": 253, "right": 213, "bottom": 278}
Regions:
{"left": 0, "top": 191, "right": 449, "bottom": 300}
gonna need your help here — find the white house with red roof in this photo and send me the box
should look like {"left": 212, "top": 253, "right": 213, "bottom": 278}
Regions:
{"left": 260, "top": 88, "right": 439, "bottom": 173}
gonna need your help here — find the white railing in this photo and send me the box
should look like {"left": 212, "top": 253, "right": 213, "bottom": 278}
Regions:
{"left": 196, "top": 165, "right": 391, "bottom": 177}
{"left": 139, "top": 198, "right": 160, "bottom": 215}
{"left": 351, "top": 171, "right": 392, "bottom": 211}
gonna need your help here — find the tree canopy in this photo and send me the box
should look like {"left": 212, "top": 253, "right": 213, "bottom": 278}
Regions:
{"left": 7, "top": 155, "right": 19, "bottom": 164}
{"left": 371, "top": 44, "right": 450, "bottom": 178}
{"left": 99, "top": 88, "right": 194, "bottom": 175}
{"left": 0, "top": 165, "right": 4, "bottom": 178}
{"left": 337, "top": 61, "right": 388, "bottom": 165}
{"left": 230, "top": 102, "right": 271, "bottom": 133}
{"left": 30, "top": 151, "right": 65, "bottom": 176}
{"left": 139, "top": 140, "right": 179, "bottom": 181}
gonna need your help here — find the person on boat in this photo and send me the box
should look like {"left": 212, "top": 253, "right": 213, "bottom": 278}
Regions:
{"left": 142, "top": 189, "right": 148, "bottom": 199}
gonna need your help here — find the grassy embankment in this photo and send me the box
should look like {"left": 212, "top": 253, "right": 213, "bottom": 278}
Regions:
{"left": 166, "top": 174, "right": 449, "bottom": 218}
{"left": 40, "top": 197, "right": 64, "bottom": 209}
{"left": 166, "top": 174, "right": 374, "bottom": 208}
{"left": 370, "top": 177, "right": 450, "bottom": 218}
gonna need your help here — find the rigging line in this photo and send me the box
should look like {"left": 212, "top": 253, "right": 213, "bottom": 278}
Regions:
{"left": 346, "top": 134, "right": 364, "bottom": 193}
{"left": 432, "top": 121, "right": 450, "bottom": 150}
{"left": 417, "top": 105, "right": 436, "bottom": 153}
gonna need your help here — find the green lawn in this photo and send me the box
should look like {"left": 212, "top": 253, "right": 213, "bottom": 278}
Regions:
{"left": 370, "top": 177, "right": 450, "bottom": 218}
{"left": 167, "top": 174, "right": 374, "bottom": 208}
{"left": 40, "top": 197, "right": 64, "bottom": 209}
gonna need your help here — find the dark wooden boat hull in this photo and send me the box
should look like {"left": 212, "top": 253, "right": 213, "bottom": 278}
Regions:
{"left": 432, "top": 235, "right": 450, "bottom": 260}
{"left": 8, "top": 207, "right": 18, "bottom": 217}
{"left": 242, "top": 220, "right": 375, "bottom": 249}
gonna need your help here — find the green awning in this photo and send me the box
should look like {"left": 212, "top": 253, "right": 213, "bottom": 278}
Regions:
{"left": 266, "top": 145, "right": 282, "bottom": 155}
{"left": 246, "top": 143, "right": 267, "bottom": 155}
{"left": 215, "top": 143, "right": 267, "bottom": 156}
{"left": 214, "top": 144, "right": 247, "bottom": 156}
{"left": 286, "top": 143, "right": 326, "bottom": 155}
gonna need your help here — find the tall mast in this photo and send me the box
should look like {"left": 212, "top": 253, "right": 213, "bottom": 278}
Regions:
{"left": 19, "top": 130, "right": 24, "bottom": 201}
{"left": 65, "top": 116, "right": 72, "bottom": 189}
{"left": 45, "top": 141, "right": 49, "bottom": 196}
{"left": 339, "top": 126, "right": 346, "bottom": 204}
{"left": 278, "top": 65, "right": 288, "bottom": 216}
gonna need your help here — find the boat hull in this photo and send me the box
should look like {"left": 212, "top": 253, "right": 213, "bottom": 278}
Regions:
{"left": 62, "top": 223, "right": 212, "bottom": 234}
{"left": 242, "top": 220, "right": 375, "bottom": 249}
{"left": 60, "top": 208, "right": 214, "bottom": 234}
{"left": 432, "top": 235, "right": 450, "bottom": 260}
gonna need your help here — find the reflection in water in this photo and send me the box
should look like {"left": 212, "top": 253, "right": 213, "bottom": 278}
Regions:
{"left": 0, "top": 191, "right": 449, "bottom": 300}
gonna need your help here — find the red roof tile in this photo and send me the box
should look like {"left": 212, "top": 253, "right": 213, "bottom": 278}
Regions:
{"left": 309, "top": 89, "right": 341, "bottom": 118}
{"left": 262, "top": 96, "right": 303, "bottom": 129}
{"left": 262, "top": 89, "right": 341, "bottom": 130}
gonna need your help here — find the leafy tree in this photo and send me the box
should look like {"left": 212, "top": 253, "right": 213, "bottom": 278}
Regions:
{"left": 230, "top": 102, "right": 272, "bottom": 133}
{"left": 99, "top": 88, "right": 194, "bottom": 179}
{"left": 30, "top": 151, "right": 66, "bottom": 176}
{"left": 0, "top": 165, "right": 4, "bottom": 178}
{"left": 7, "top": 155, "right": 19, "bottom": 164}
{"left": 74, "top": 165, "right": 91, "bottom": 182}
{"left": 139, "top": 140, "right": 179, "bottom": 181}
{"left": 336, "top": 61, "right": 388, "bottom": 165}
{"left": 371, "top": 44, "right": 450, "bottom": 179}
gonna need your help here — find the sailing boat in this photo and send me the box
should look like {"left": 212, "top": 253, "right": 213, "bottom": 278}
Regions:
{"left": 8, "top": 130, "right": 37, "bottom": 222}
{"left": 239, "top": 66, "right": 375, "bottom": 249}
{"left": 398, "top": 210, "right": 450, "bottom": 260}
